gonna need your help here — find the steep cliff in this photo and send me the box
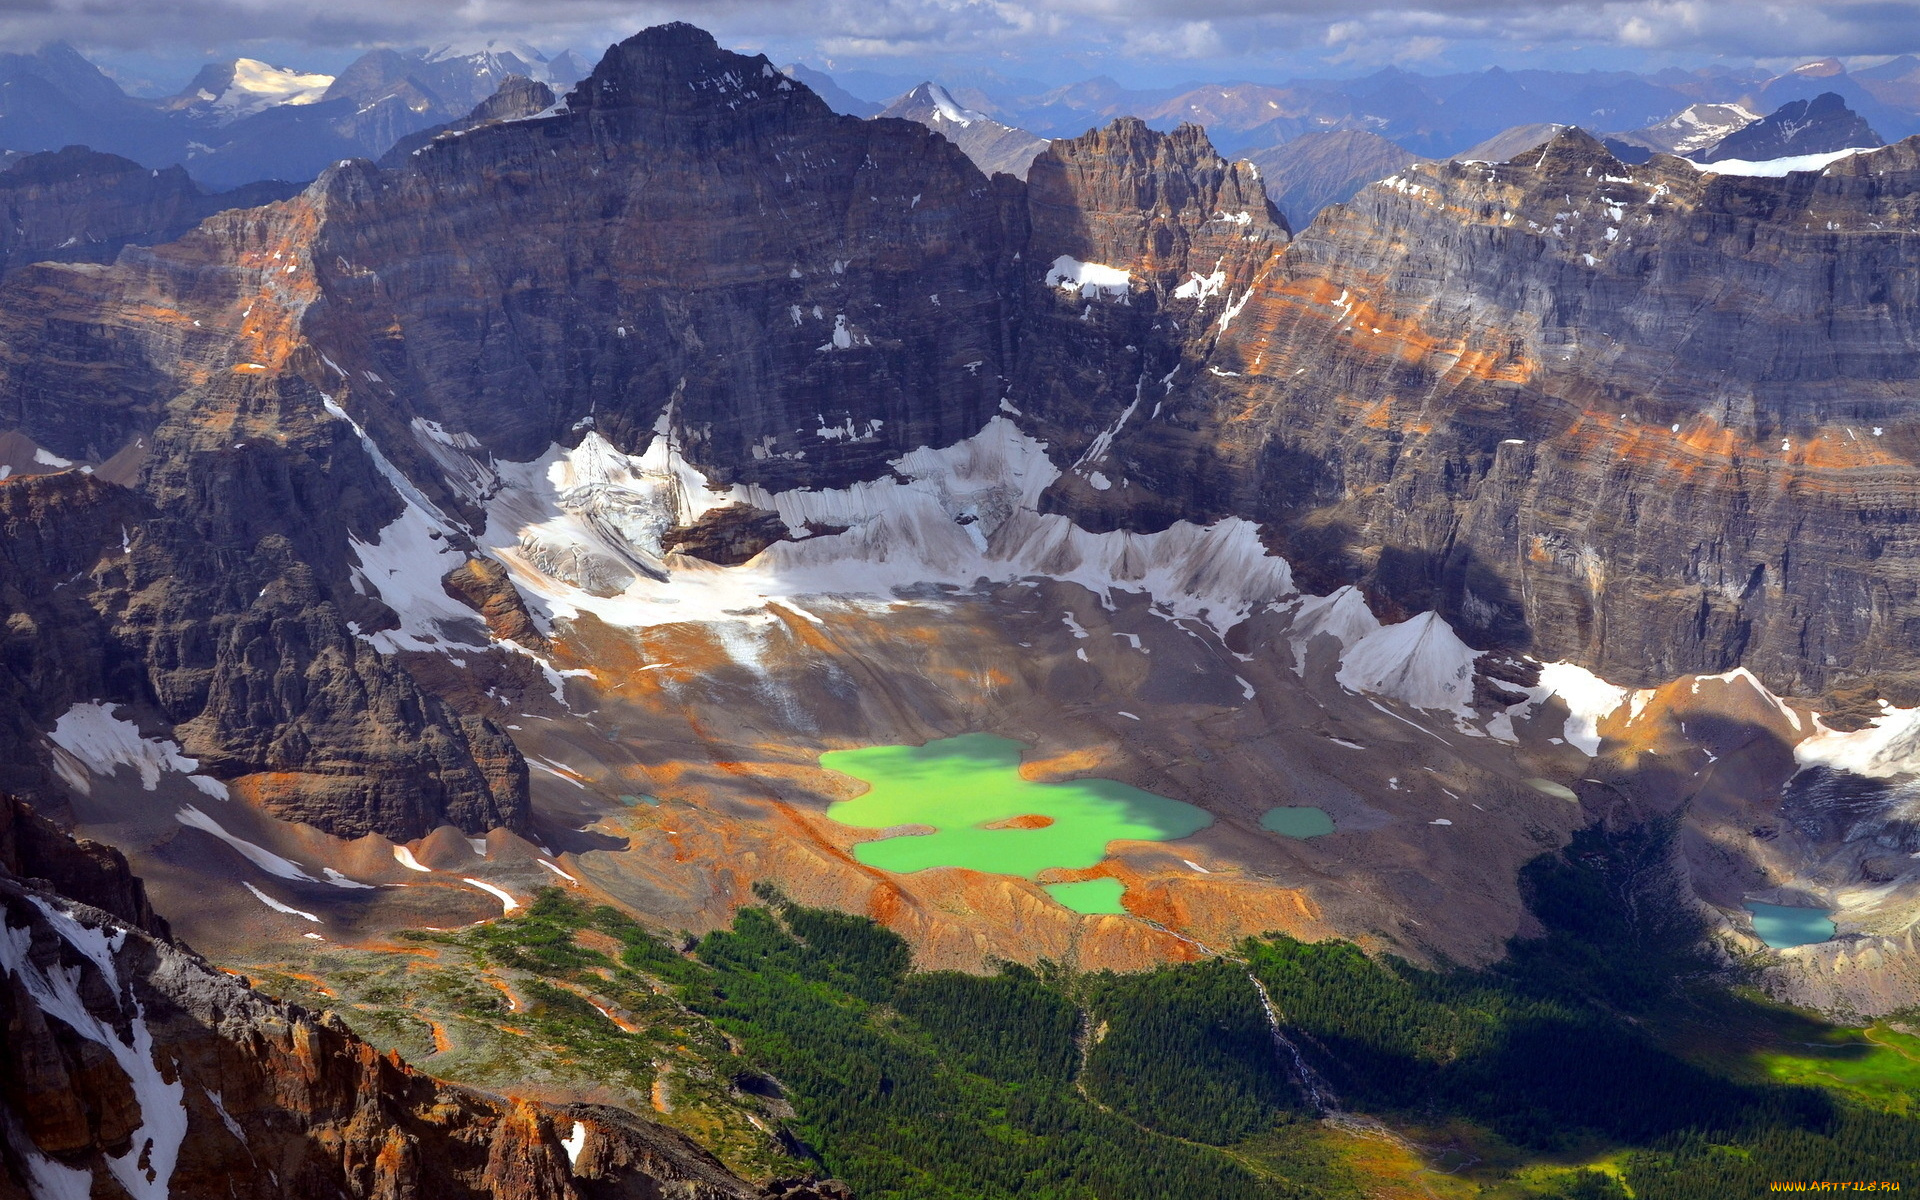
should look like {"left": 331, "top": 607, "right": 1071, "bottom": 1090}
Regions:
{"left": 0, "top": 792, "right": 837, "bottom": 1199}
{"left": 1054, "top": 127, "right": 1920, "bottom": 700}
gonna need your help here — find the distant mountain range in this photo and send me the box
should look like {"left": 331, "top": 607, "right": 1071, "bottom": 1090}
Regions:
{"left": 0, "top": 39, "right": 587, "bottom": 188}
{"left": 0, "top": 37, "right": 1904, "bottom": 230}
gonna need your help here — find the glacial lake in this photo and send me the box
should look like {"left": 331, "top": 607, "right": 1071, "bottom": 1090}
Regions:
{"left": 1261, "top": 806, "right": 1336, "bottom": 838}
{"left": 1745, "top": 902, "right": 1836, "bottom": 949}
{"left": 821, "top": 733, "right": 1211, "bottom": 912}
{"left": 1044, "top": 878, "right": 1129, "bottom": 914}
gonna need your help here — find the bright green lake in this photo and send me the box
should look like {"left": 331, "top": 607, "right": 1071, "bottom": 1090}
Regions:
{"left": 820, "top": 734, "right": 1211, "bottom": 894}
{"left": 1746, "top": 902, "right": 1835, "bottom": 949}
{"left": 1045, "top": 879, "right": 1129, "bottom": 914}
{"left": 1261, "top": 806, "right": 1335, "bottom": 838}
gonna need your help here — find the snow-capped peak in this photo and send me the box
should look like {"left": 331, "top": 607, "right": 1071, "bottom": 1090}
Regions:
{"left": 213, "top": 58, "right": 333, "bottom": 118}
{"left": 923, "top": 83, "right": 988, "bottom": 127}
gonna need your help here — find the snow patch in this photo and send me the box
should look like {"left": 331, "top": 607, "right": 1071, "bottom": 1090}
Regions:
{"left": 175, "top": 806, "right": 321, "bottom": 883}
{"left": 47, "top": 702, "right": 207, "bottom": 793}
{"left": 393, "top": 845, "right": 432, "bottom": 873}
{"left": 1045, "top": 256, "right": 1130, "bottom": 299}
{"left": 463, "top": 877, "right": 521, "bottom": 914}
{"left": 1335, "top": 612, "right": 1481, "bottom": 715}
{"left": 1686, "top": 147, "right": 1872, "bottom": 177}
{"left": 1796, "top": 703, "right": 1920, "bottom": 779}
{"left": 242, "top": 883, "right": 320, "bottom": 923}
{"left": 1532, "top": 662, "right": 1629, "bottom": 755}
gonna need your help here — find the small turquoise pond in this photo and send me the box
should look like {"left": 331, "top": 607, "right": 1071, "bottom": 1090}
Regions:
{"left": 1045, "top": 879, "right": 1129, "bottom": 914}
{"left": 1745, "top": 902, "right": 1835, "bottom": 949}
{"left": 1261, "top": 806, "right": 1336, "bottom": 838}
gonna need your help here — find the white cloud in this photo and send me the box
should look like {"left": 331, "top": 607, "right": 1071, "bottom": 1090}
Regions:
{"left": 5, "top": 0, "right": 1918, "bottom": 78}
{"left": 1121, "top": 20, "right": 1226, "bottom": 59}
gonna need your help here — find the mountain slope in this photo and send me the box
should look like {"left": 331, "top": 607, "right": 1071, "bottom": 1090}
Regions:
{"left": 0, "top": 22, "right": 1918, "bottom": 1009}
{"left": 0, "top": 145, "right": 299, "bottom": 276}
{"left": 876, "top": 83, "right": 1050, "bottom": 179}
{"left": 1608, "top": 100, "right": 1759, "bottom": 158}
{"left": 1699, "top": 91, "right": 1883, "bottom": 162}
{"left": 1244, "top": 130, "right": 1416, "bottom": 228}
{"left": 0, "top": 791, "right": 831, "bottom": 1199}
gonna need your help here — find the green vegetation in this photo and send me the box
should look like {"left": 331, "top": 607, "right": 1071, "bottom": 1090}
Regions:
{"left": 256, "top": 818, "right": 1920, "bottom": 1199}
{"left": 820, "top": 733, "right": 1212, "bottom": 879}
{"left": 1759, "top": 1020, "right": 1920, "bottom": 1115}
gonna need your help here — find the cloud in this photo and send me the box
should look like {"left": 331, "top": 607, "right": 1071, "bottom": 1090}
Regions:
{"left": 1120, "top": 20, "right": 1226, "bottom": 59}
{"left": 5, "top": 0, "right": 1919, "bottom": 77}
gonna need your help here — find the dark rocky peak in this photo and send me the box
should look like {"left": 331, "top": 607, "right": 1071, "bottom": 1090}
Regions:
{"left": 1701, "top": 91, "right": 1883, "bottom": 162}
{"left": 568, "top": 22, "right": 830, "bottom": 121}
{"left": 1026, "top": 116, "right": 1285, "bottom": 290}
{"left": 1526, "top": 124, "right": 1630, "bottom": 175}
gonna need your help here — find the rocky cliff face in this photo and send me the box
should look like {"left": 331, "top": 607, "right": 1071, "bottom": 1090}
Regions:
{"left": 0, "top": 183, "right": 527, "bottom": 840}
{"left": 1051, "top": 127, "right": 1920, "bottom": 700}
{"left": 0, "top": 792, "right": 831, "bottom": 1199}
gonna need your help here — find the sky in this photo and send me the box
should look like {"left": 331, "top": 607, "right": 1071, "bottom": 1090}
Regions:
{"left": 9, "top": 0, "right": 1920, "bottom": 95}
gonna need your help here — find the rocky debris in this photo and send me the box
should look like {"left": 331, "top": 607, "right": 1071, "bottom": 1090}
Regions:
{"left": 0, "top": 791, "right": 803, "bottom": 1199}
{"left": 1699, "top": 91, "right": 1882, "bottom": 161}
{"left": 442, "top": 555, "right": 550, "bottom": 650}
{"left": 762, "top": 1178, "right": 853, "bottom": 1199}
{"left": 876, "top": 83, "right": 1051, "bottom": 180}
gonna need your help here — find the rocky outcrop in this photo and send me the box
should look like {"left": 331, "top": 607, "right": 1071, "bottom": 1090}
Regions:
{"left": 0, "top": 792, "right": 835, "bottom": 1199}
{"left": 1700, "top": 91, "right": 1882, "bottom": 161}
{"left": 442, "top": 555, "right": 550, "bottom": 649}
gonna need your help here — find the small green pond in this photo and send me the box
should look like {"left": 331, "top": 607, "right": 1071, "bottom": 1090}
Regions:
{"left": 820, "top": 734, "right": 1211, "bottom": 906}
{"left": 1261, "top": 806, "right": 1336, "bottom": 838}
{"left": 1045, "top": 879, "right": 1129, "bottom": 914}
{"left": 1746, "top": 902, "right": 1835, "bottom": 949}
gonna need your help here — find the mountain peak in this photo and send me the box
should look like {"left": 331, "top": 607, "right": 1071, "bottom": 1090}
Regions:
{"left": 1701, "top": 90, "right": 1883, "bottom": 162}
{"left": 570, "top": 21, "right": 829, "bottom": 118}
